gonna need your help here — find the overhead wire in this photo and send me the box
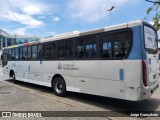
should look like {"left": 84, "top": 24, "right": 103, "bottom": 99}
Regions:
{"left": 6, "top": 0, "right": 19, "bottom": 22}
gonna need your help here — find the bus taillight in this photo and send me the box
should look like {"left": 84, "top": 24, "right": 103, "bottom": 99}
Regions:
{"left": 142, "top": 60, "right": 148, "bottom": 87}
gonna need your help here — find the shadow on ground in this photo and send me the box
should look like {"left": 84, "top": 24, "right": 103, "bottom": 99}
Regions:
{"left": 4, "top": 79, "right": 160, "bottom": 115}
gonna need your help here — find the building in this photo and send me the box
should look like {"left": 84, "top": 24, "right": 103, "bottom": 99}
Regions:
{"left": 0, "top": 29, "right": 9, "bottom": 50}
{"left": 0, "top": 29, "right": 41, "bottom": 50}
{"left": 0, "top": 28, "right": 41, "bottom": 59}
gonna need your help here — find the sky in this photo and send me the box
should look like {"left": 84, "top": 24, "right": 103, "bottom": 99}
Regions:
{"left": 0, "top": 0, "right": 159, "bottom": 38}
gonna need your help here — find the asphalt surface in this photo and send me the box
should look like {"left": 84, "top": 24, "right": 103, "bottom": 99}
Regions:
{"left": 0, "top": 67, "right": 160, "bottom": 120}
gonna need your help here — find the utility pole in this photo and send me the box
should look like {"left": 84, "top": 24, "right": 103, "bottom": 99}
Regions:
{"left": 107, "top": 6, "right": 115, "bottom": 25}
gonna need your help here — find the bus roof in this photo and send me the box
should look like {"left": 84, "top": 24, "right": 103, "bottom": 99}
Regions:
{"left": 3, "top": 20, "right": 152, "bottom": 50}
{"left": 42, "top": 20, "right": 145, "bottom": 42}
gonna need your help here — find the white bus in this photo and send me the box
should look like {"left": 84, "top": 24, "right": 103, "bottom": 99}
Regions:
{"left": 2, "top": 20, "right": 159, "bottom": 101}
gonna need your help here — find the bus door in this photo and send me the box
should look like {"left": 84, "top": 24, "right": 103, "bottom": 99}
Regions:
{"left": 143, "top": 25, "right": 159, "bottom": 86}
{"left": 2, "top": 49, "right": 9, "bottom": 76}
{"left": 28, "top": 45, "right": 43, "bottom": 84}
{"left": 21, "top": 47, "right": 29, "bottom": 82}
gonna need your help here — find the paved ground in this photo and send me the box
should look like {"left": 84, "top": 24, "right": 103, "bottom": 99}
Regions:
{"left": 0, "top": 67, "right": 160, "bottom": 120}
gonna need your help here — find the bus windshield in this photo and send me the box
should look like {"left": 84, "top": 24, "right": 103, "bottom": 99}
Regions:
{"left": 144, "top": 25, "right": 158, "bottom": 54}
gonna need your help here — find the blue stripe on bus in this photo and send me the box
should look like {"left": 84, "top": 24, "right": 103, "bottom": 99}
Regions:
{"left": 127, "top": 26, "right": 146, "bottom": 60}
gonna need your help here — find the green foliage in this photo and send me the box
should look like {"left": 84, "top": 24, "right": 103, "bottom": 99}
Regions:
{"left": 153, "top": 13, "right": 160, "bottom": 30}
{"left": 146, "top": 0, "right": 160, "bottom": 30}
{"left": 147, "top": 7, "right": 152, "bottom": 14}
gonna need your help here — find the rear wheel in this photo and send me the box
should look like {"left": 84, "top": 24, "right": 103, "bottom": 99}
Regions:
{"left": 53, "top": 77, "right": 66, "bottom": 96}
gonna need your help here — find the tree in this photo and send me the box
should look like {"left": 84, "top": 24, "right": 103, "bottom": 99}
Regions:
{"left": 146, "top": 0, "right": 160, "bottom": 30}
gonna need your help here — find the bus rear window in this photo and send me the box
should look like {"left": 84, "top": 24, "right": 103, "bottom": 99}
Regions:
{"left": 144, "top": 26, "right": 158, "bottom": 54}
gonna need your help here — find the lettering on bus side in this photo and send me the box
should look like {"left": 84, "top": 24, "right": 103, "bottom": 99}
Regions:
{"left": 58, "top": 63, "right": 79, "bottom": 70}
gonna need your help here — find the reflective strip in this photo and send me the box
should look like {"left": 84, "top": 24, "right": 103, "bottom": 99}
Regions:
{"left": 28, "top": 65, "right": 30, "bottom": 72}
{"left": 119, "top": 69, "right": 124, "bottom": 80}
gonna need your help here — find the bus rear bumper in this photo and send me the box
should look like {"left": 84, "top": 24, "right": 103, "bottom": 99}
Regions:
{"left": 137, "top": 80, "right": 159, "bottom": 101}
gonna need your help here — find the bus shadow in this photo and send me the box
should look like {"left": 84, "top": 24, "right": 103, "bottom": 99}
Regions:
{"left": 5, "top": 79, "right": 160, "bottom": 115}
{"left": 67, "top": 92, "right": 160, "bottom": 111}
{"left": 66, "top": 92, "right": 160, "bottom": 117}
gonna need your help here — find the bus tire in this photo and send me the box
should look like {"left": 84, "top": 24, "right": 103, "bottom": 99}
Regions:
{"left": 53, "top": 77, "right": 66, "bottom": 96}
{"left": 12, "top": 72, "right": 17, "bottom": 84}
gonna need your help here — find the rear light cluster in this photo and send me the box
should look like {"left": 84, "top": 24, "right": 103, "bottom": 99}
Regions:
{"left": 142, "top": 60, "right": 148, "bottom": 87}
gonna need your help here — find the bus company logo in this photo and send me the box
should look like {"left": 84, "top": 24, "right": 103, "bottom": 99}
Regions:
{"left": 2, "top": 112, "right": 11, "bottom": 117}
{"left": 58, "top": 63, "right": 62, "bottom": 69}
{"left": 58, "top": 63, "right": 79, "bottom": 70}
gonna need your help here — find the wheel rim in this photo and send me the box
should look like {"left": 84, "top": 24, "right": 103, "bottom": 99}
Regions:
{"left": 55, "top": 81, "right": 63, "bottom": 93}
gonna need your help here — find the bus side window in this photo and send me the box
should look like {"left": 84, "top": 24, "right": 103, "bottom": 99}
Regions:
{"left": 27, "top": 46, "right": 31, "bottom": 60}
{"left": 14, "top": 48, "right": 19, "bottom": 60}
{"left": 113, "top": 41, "right": 123, "bottom": 58}
{"left": 65, "top": 40, "right": 74, "bottom": 59}
{"left": 23, "top": 47, "right": 27, "bottom": 60}
{"left": 44, "top": 42, "right": 56, "bottom": 60}
{"left": 57, "top": 41, "right": 65, "bottom": 59}
{"left": 86, "top": 36, "right": 97, "bottom": 59}
{"left": 12, "top": 49, "right": 15, "bottom": 60}
{"left": 19, "top": 47, "right": 23, "bottom": 60}
{"left": 102, "top": 42, "right": 112, "bottom": 58}
{"left": 75, "top": 38, "right": 85, "bottom": 59}
{"left": 114, "top": 30, "right": 131, "bottom": 58}
{"left": 32, "top": 45, "right": 38, "bottom": 60}
{"left": 99, "top": 33, "right": 113, "bottom": 59}
{"left": 38, "top": 44, "right": 43, "bottom": 60}
{"left": 51, "top": 42, "right": 56, "bottom": 59}
{"left": 43, "top": 43, "right": 51, "bottom": 60}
